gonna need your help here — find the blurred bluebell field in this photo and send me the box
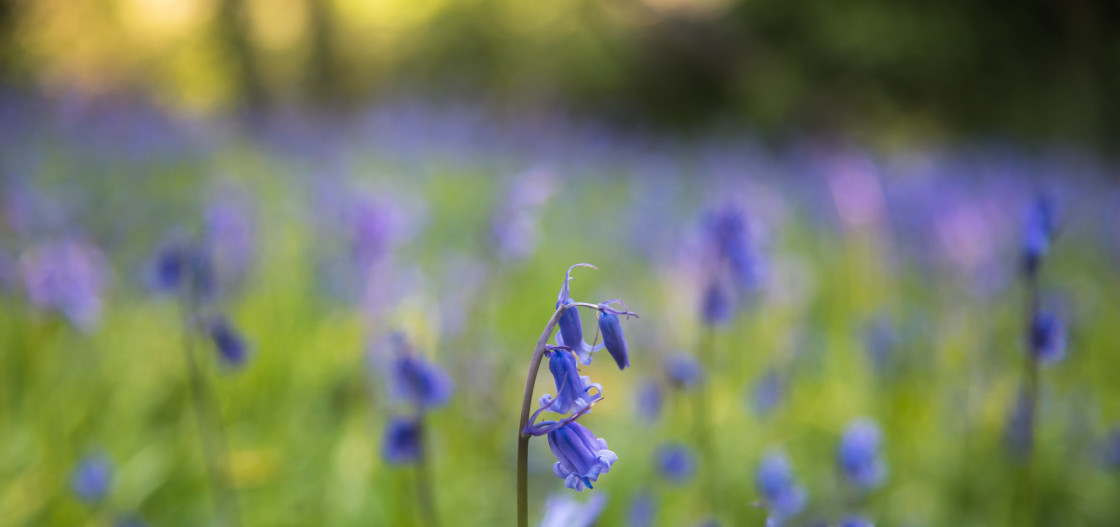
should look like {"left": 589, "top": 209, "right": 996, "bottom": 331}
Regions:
{"left": 2, "top": 92, "right": 1120, "bottom": 527}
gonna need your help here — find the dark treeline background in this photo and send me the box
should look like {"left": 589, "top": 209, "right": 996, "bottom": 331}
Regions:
{"left": 1, "top": 0, "right": 1118, "bottom": 147}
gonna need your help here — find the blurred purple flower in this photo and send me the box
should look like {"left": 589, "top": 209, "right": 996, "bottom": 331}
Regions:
{"left": 383, "top": 416, "right": 422, "bottom": 464}
{"left": 839, "top": 517, "right": 874, "bottom": 527}
{"left": 635, "top": 379, "right": 663, "bottom": 422}
{"left": 838, "top": 418, "right": 887, "bottom": 491}
{"left": 390, "top": 351, "right": 453, "bottom": 410}
{"left": 665, "top": 354, "right": 703, "bottom": 390}
{"left": 752, "top": 369, "right": 785, "bottom": 418}
{"left": 656, "top": 443, "right": 696, "bottom": 483}
{"left": 72, "top": 454, "right": 113, "bottom": 503}
{"left": 756, "top": 450, "right": 806, "bottom": 524}
{"left": 627, "top": 492, "right": 655, "bottom": 527}
{"left": 1022, "top": 194, "right": 1058, "bottom": 276}
{"left": 1029, "top": 311, "right": 1067, "bottom": 365}
{"left": 539, "top": 493, "right": 607, "bottom": 527}
{"left": 204, "top": 190, "right": 257, "bottom": 289}
{"left": 209, "top": 316, "right": 249, "bottom": 369}
{"left": 20, "top": 240, "right": 108, "bottom": 331}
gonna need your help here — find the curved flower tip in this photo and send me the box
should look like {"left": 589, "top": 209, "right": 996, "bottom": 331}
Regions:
{"left": 557, "top": 263, "right": 598, "bottom": 303}
{"left": 548, "top": 421, "right": 617, "bottom": 491}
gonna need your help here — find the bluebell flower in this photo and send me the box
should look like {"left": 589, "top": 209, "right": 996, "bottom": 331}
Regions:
{"left": 635, "top": 379, "right": 663, "bottom": 422}
{"left": 839, "top": 517, "right": 874, "bottom": 527}
{"left": 838, "top": 418, "right": 887, "bottom": 490}
{"left": 547, "top": 421, "right": 618, "bottom": 491}
{"left": 390, "top": 351, "right": 453, "bottom": 409}
{"left": 209, "top": 316, "right": 249, "bottom": 368}
{"left": 756, "top": 450, "right": 806, "bottom": 524}
{"left": 752, "top": 368, "right": 785, "bottom": 418}
{"left": 863, "top": 316, "right": 896, "bottom": 376}
{"left": 72, "top": 454, "right": 113, "bottom": 503}
{"left": 1029, "top": 311, "right": 1067, "bottom": 364}
{"left": 540, "top": 348, "right": 602, "bottom": 415}
{"left": 383, "top": 416, "right": 422, "bottom": 464}
{"left": 1022, "top": 194, "right": 1057, "bottom": 275}
{"left": 538, "top": 493, "right": 607, "bottom": 527}
{"left": 598, "top": 300, "right": 636, "bottom": 370}
{"left": 627, "top": 492, "right": 655, "bottom": 527}
{"left": 148, "top": 238, "right": 217, "bottom": 301}
{"left": 656, "top": 443, "right": 696, "bottom": 483}
{"left": 664, "top": 354, "right": 704, "bottom": 390}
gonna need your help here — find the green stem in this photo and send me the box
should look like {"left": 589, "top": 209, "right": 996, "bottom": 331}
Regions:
{"left": 694, "top": 325, "right": 720, "bottom": 520}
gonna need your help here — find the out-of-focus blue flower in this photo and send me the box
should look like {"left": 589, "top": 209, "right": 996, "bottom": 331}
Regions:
{"left": 838, "top": 418, "right": 887, "bottom": 490}
{"left": 547, "top": 421, "right": 617, "bottom": 491}
{"left": 839, "top": 517, "right": 874, "bottom": 527}
{"left": 20, "top": 240, "right": 108, "bottom": 331}
{"left": 204, "top": 192, "right": 257, "bottom": 289}
{"left": 705, "top": 205, "right": 762, "bottom": 291}
{"left": 1022, "top": 194, "right": 1057, "bottom": 275}
{"left": 209, "top": 316, "right": 248, "bottom": 368}
{"left": 627, "top": 492, "right": 655, "bottom": 527}
{"left": 1029, "top": 311, "right": 1067, "bottom": 364}
{"left": 665, "top": 354, "right": 703, "bottom": 390}
{"left": 148, "top": 238, "right": 216, "bottom": 300}
{"left": 390, "top": 351, "right": 453, "bottom": 409}
{"left": 598, "top": 301, "right": 636, "bottom": 370}
{"left": 756, "top": 450, "right": 806, "bottom": 524}
{"left": 541, "top": 348, "right": 602, "bottom": 415}
{"left": 701, "top": 279, "right": 732, "bottom": 325}
{"left": 1005, "top": 386, "right": 1034, "bottom": 458}
{"left": 383, "top": 416, "right": 422, "bottom": 464}
{"left": 635, "top": 379, "right": 663, "bottom": 422}
{"left": 656, "top": 443, "right": 696, "bottom": 483}
{"left": 539, "top": 493, "right": 607, "bottom": 527}
{"left": 752, "top": 368, "right": 785, "bottom": 418}
{"left": 863, "top": 316, "right": 896, "bottom": 376}
{"left": 1098, "top": 427, "right": 1120, "bottom": 469}
{"left": 72, "top": 454, "right": 113, "bottom": 503}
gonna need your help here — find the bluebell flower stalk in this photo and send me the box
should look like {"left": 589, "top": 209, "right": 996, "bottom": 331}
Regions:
{"left": 517, "top": 264, "right": 637, "bottom": 527}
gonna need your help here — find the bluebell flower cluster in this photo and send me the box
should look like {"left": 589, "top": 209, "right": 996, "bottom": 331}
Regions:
{"left": 627, "top": 492, "right": 655, "bottom": 527}
{"left": 525, "top": 264, "right": 637, "bottom": 493}
{"left": 1029, "top": 310, "right": 1067, "bottom": 365}
{"left": 20, "top": 240, "right": 108, "bottom": 331}
{"left": 1022, "top": 194, "right": 1057, "bottom": 276}
{"left": 838, "top": 418, "right": 887, "bottom": 491}
{"left": 383, "top": 416, "right": 423, "bottom": 464}
{"left": 756, "top": 450, "right": 806, "bottom": 525}
{"left": 664, "top": 353, "right": 704, "bottom": 390}
{"left": 751, "top": 368, "right": 785, "bottom": 418}
{"left": 209, "top": 316, "right": 249, "bottom": 369}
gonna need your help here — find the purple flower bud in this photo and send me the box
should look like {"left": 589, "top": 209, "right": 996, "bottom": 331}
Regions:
{"left": 390, "top": 353, "right": 453, "bottom": 409}
{"left": 838, "top": 418, "right": 887, "bottom": 490}
{"left": 72, "top": 454, "right": 113, "bottom": 503}
{"left": 598, "top": 311, "right": 629, "bottom": 370}
{"left": 541, "top": 349, "right": 602, "bottom": 415}
{"left": 756, "top": 450, "right": 806, "bottom": 523}
{"left": 548, "top": 421, "right": 617, "bottom": 491}
{"left": 148, "top": 238, "right": 216, "bottom": 301}
{"left": 539, "top": 493, "right": 607, "bottom": 527}
{"left": 209, "top": 316, "right": 248, "bottom": 368}
{"left": 382, "top": 416, "right": 422, "bottom": 464}
{"left": 1030, "top": 311, "right": 1067, "bottom": 364}
{"left": 557, "top": 298, "right": 584, "bottom": 358}
{"left": 656, "top": 443, "right": 696, "bottom": 483}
